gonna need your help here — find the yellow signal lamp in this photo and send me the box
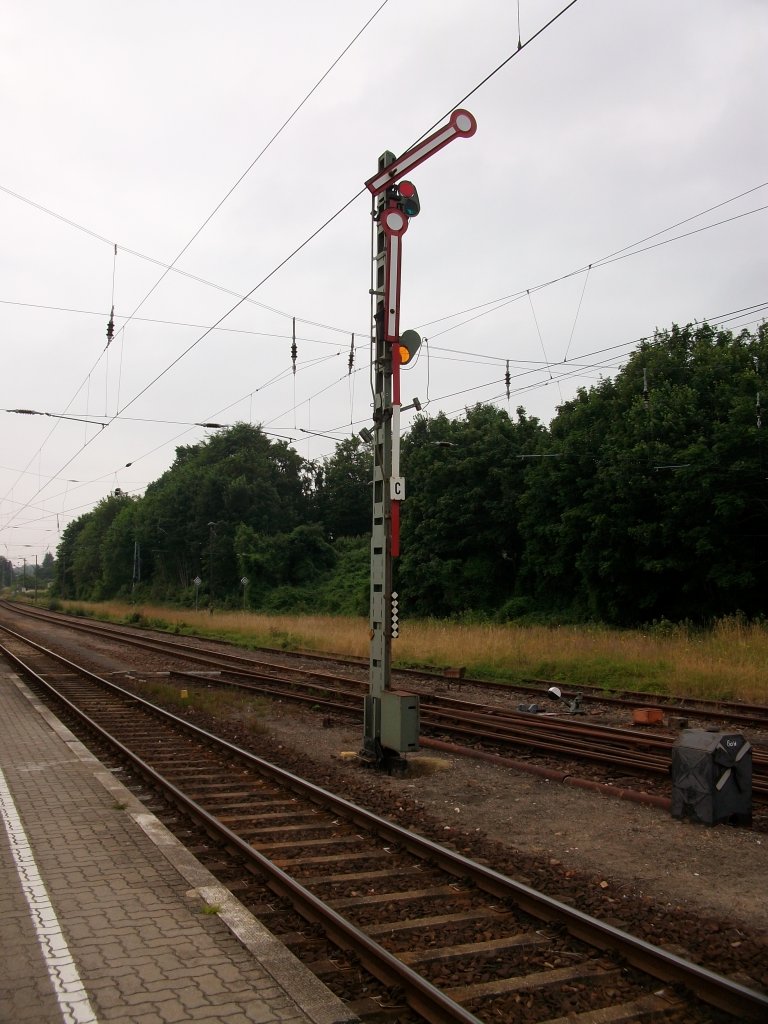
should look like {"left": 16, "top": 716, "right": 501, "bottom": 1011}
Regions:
{"left": 398, "top": 329, "right": 422, "bottom": 366}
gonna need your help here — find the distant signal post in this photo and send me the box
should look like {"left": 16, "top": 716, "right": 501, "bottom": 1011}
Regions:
{"left": 361, "top": 110, "right": 477, "bottom": 771}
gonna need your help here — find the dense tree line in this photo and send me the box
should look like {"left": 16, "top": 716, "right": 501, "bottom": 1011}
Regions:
{"left": 53, "top": 323, "right": 768, "bottom": 625}
{"left": 54, "top": 423, "right": 372, "bottom": 615}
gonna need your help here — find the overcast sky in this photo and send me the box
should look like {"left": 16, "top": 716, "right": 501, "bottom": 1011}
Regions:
{"left": 2, "top": 0, "right": 766, "bottom": 566}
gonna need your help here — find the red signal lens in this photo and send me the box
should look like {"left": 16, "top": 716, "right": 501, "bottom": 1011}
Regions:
{"left": 396, "top": 179, "right": 420, "bottom": 218}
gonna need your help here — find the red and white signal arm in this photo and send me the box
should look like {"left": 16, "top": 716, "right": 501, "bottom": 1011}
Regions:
{"left": 380, "top": 207, "right": 409, "bottom": 342}
{"left": 365, "top": 109, "right": 477, "bottom": 195}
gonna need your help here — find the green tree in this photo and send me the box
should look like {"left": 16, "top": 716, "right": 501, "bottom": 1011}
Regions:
{"left": 56, "top": 492, "right": 135, "bottom": 599}
{"left": 235, "top": 523, "right": 336, "bottom": 599}
{"left": 518, "top": 323, "right": 768, "bottom": 623}
{"left": 0, "top": 555, "right": 13, "bottom": 589}
{"left": 38, "top": 552, "right": 56, "bottom": 583}
{"left": 52, "top": 325, "right": 768, "bottom": 623}
{"left": 313, "top": 436, "right": 371, "bottom": 539}
{"left": 135, "top": 423, "right": 314, "bottom": 602}
{"left": 399, "top": 405, "right": 546, "bottom": 617}
{"left": 101, "top": 503, "right": 140, "bottom": 597}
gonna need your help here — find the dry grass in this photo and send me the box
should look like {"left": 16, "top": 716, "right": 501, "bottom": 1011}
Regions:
{"left": 406, "top": 756, "right": 453, "bottom": 777}
{"left": 56, "top": 600, "right": 768, "bottom": 704}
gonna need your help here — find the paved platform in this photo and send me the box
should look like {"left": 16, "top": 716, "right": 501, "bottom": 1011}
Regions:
{"left": 0, "top": 669, "right": 356, "bottom": 1024}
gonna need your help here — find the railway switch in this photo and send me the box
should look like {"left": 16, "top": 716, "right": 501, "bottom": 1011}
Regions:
{"left": 547, "top": 686, "right": 584, "bottom": 714}
{"left": 671, "top": 729, "right": 752, "bottom": 826}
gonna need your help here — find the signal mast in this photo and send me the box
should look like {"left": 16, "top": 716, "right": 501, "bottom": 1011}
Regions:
{"left": 361, "top": 110, "right": 477, "bottom": 770}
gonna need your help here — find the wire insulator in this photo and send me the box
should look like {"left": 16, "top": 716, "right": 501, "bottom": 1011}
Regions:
{"left": 348, "top": 333, "right": 355, "bottom": 375}
{"left": 291, "top": 317, "right": 297, "bottom": 375}
{"left": 106, "top": 305, "right": 115, "bottom": 345}
{"left": 505, "top": 359, "right": 511, "bottom": 400}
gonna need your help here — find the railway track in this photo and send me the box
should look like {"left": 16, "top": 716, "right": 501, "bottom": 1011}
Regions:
{"left": 1, "top": 621, "right": 766, "bottom": 1023}
{"left": 169, "top": 663, "right": 768, "bottom": 801}
{"left": 4, "top": 599, "right": 768, "bottom": 731}
{"left": 1, "top": 602, "right": 766, "bottom": 806}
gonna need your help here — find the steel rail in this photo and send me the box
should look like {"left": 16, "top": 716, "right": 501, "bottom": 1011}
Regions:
{"left": 4, "top": 603, "right": 766, "bottom": 798}
{"left": 3, "top": 602, "right": 766, "bottom": 795}
{"left": 200, "top": 662, "right": 768, "bottom": 767}
{"left": 1, "top": 624, "right": 767, "bottom": 1021}
{"left": 180, "top": 669, "right": 674, "bottom": 773}
{"left": 172, "top": 668, "right": 768, "bottom": 806}
{"left": 178, "top": 667, "right": 768, "bottom": 794}
{"left": 189, "top": 664, "right": 767, "bottom": 786}
{"left": 5, "top": 600, "right": 768, "bottom": 727}
{"left": 0, "top": 634, "right": 482, "bottom": 1024}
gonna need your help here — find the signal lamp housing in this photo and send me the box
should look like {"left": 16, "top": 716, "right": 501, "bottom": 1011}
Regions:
{"left": 398, "top": 329, "right": 422, "bottom": 366}
{"left": 397, "top": 180, "right": 420, "bottom": 217}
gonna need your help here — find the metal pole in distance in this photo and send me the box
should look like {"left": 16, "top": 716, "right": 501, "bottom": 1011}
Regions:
{"left": 208, "top": 522, "right": 217, "bottom": 613}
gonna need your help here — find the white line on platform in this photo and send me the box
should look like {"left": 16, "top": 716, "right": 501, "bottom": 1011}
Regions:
{"left": 0, "top": 766, "right": 99, "bottom": 1024}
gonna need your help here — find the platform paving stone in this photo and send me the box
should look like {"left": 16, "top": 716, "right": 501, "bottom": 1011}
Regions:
{"left": 0, "top": 670, "right": 357, "bottom": 1024}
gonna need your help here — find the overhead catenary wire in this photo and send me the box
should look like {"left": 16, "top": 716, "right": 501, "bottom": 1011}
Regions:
{"left": 15, "top": 304, "right": 764, "bottom": 533}
{"left": 5, "top": 181, "right": 765, "bottom": 384}
{"left": 0, "top": 300, "right": 364, "bottom": 348}
{"left": 5, "top": 16, "right": 759, "bottom": 430}
{"left": 414, "top": 0, "right": 581, "bottom": 143}
{"left": 67, "top": 301, "right": 768, "bottom": 518}
{"left": 4, "top": 296, "right": 765, "bottom": 532}
{"left": 0, "top": 310, "right": 128, "bottom": 511}
{"left": 0, "top": 184, "right": 358, "bottom": 336}
{"left": 421, "top": 202, "right": 768, "bottom": 341}
{"left": 4, "top": 190, "right": 365, "bottom": 535}
{"left": 527, "top": 289, "right": 552, "bottom": 379}
{"left": 102, "top": 0, "right": 392, "bottom": 355}
{"left": 4, "top": 351, "right": 346, "bottom": 516}
{"left": 417, "top": 181, "right": 768, "bottom": 332}
{"left": 3, "top": 272, "right": 765, "bottom": 536}
{"left": 425, "top": 300, "right": 768, "bottom": 368}
{"left": 389, "top": 301, "right": 768, "bottom": 424}
{"left": 3, "top": 0, "right": 761, "bottom": 548}
{"left": 0, "top": 339, "right": 349, "bottom": 535}
{"left": 3, "top": 0, "right": 585, "bottom": 539}
{"left": 1, "top": 0, "right": 588, "bottom": 410}
{"left": 564, "top": 263, "right": 591, "bottom": 362}
{"left": 0, "top": 2, "right": 390, "bottom": 534}
{"left": 105, "top": 244, "right": 117, "bottom": 426}
{"left": 6, "top": 176, "right": 766, "bottom": 357}
{"left": 13, "top": 290, "right": 765, "bottom": 466}
{"left": 1, "top": 409, "right": 107, "bottom": 428}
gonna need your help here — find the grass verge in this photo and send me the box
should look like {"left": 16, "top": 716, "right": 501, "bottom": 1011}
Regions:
{"left": 35, "top": 599, "right": 768, "bottom": 704}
